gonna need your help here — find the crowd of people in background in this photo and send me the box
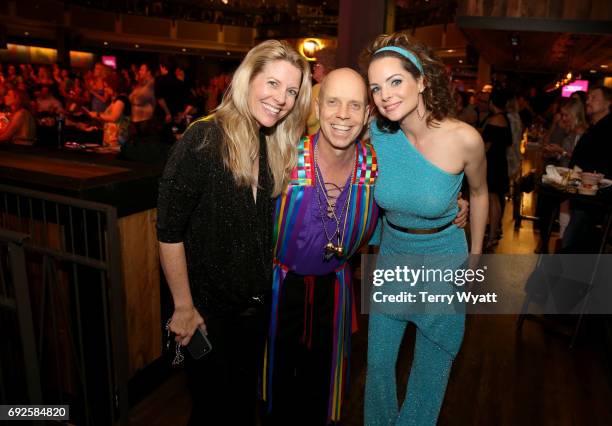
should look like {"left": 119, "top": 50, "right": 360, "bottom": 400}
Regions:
{"left": 451, "top": 81, "right": 611, "bottom": 254}
{"left": 0, "top": 59, "right": 232, "bottom": 158}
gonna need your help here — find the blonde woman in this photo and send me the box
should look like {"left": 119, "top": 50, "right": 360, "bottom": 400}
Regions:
{"left": 538, "top": 97, "right": 588, "bottom": 251}
{"left": 543, "top": 97, "right": 587, "bottom": 167}
{"left": 157, "top": 40, "right": 311, "bottom": 425}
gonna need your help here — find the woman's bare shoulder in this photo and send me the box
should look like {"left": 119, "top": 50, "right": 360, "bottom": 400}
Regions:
{"left": 440, "top": 119, "right": 482, "bottom": 149}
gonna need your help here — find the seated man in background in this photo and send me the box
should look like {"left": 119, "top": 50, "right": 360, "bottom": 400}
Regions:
{"left": 569, "top": 85, "right": 612, "bottom": 178}
{"left": 563, "top": 85, "right": 612, "bottom": 252}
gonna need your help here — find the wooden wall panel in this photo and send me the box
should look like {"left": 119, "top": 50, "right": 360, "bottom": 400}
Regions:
{"left": 489, "top": 0, "right": 505, "bottom": 17}
{"left": 177, "top": 21, "right": 219, "bottom": 42}
{"left": 445, "top": 24, "right": 470, "bottom": 46}
{"left": 562, "top": 0, "right": 592, "bottom": 20}
{"left": 414, "top": 25, "right": 443, "bottom": 47}
{"left": 548, "top": 0, "right": 564, "bottom": 19}
{"left": 223, "top": 26, "right": 254, "bottom": 45}
{"left": 122, "top": 15, "right": 171, "bottom": 38}
{"left": 70, "top": 6, "right": 116, "bottom": 32}
{"left": 506, "top": 0, "right": 522, "bottom": 17}
{"left": 118, "top": 208, "right": 161, "bottom": 377}
{"left": 15, "top": 0, "right": 64, "bottom": 24}
{"left": 590, "top": 0, "right": 612, "bottom": 20}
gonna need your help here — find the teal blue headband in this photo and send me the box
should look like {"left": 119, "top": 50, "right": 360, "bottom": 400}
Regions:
{"left": 374, "top": 46, "right": 424, "bottom": 74}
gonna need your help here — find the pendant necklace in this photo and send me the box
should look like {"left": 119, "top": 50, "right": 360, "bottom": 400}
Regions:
{"left": 314, "top": 142, "right": 354, "bottom": 260}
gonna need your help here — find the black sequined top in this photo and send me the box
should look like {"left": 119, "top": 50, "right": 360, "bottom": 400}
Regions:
{"left": 156, "top": 120, "right": 274, "bottom": 317}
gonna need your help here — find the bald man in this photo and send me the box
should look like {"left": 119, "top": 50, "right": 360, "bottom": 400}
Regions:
{"left": 264, "top": 68, "right": 378, "bottom": 425}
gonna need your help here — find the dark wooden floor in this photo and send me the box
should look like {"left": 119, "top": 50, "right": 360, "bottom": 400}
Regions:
{"left": 130, "top": 198, "right": 612, "bottom": 426}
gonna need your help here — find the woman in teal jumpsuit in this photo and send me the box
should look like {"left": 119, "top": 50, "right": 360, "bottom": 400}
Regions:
{"left": 363, "top": 32, "right": 489, "bottom": 426}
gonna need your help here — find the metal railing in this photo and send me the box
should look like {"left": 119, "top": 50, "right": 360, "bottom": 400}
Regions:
{"left": 0, "top": 184, "right": 128, "bottom": 426}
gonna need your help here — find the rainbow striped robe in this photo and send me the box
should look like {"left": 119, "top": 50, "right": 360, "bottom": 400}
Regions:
{"left": 263, "top": 133, "right": 379, "bottom": 422}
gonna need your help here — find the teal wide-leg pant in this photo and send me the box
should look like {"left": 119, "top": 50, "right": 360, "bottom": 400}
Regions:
{"left": 364, "top": 313, "right": 464, "bottom": 426}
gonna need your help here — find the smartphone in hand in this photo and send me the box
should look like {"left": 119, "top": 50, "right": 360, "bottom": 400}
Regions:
{"left": 187, "top": 328, "right": 213, "bottom": 359}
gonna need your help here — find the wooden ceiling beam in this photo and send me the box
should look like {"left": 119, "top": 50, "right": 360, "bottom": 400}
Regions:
{"left": 457, "top": 16, "right": 612, "bottom": 35}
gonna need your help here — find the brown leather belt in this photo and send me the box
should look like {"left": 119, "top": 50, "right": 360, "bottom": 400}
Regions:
{"left": 385, "top": 216, "right": 453, "bottom": 235}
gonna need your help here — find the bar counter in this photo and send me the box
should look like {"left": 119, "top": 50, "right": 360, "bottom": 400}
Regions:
{"left": 0, "top": 144, "right": 165, "bottom": 379}
{"left": 0, "top": 144, "right": 163, "bottom": 217}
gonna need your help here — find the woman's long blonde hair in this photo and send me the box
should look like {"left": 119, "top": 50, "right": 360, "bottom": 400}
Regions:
{"left": 214, "top": 40, "right": 311, "bottom": 197}
{"left": 561, "top": 97, "right": 587, "bottom": 132}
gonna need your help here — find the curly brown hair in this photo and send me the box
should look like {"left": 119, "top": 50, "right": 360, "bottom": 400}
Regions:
{"left": 360, "top": 31, "right": 455, "bottom": 131}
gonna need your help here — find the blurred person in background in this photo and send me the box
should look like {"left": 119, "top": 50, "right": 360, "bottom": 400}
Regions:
{"left": 120, "top": 68, "right": 134, "bottom": 91}
{"left": 536, "top": 97, "right": 587, "bottom": 252}
{"left": 455, "top": 90, "right": 478, "bottom": 127}
{"left": 19, "top": 64, "right": 36, "bottom": 92}
{"left": 56, "top": 68, "right": 74, "bottom": 101}
{"left": 89, "top": 62, "right": 110, "bottom": 113}
{"left": 505, "top": 95, "right": 523, "bottom": 181}
{"left": 85, "top": 74, "right": 131, "bottom": 148}
{"left": 35, "top": 66, "right": 55, "bottom": 92}
{"left": 129, "top": 62, "right": 157, "bottom": 136}
{"left": 306, "top": 46, "right": 336, "bottom": 135}
{"left": 543, "top": 96, "right": 569, "bottom": 148}
{"left": 64, "top": 77, "right": 90, "bottom": 112}
{"left": 475, "top": 84, "right": 491, "bottom": 127}
{"left": 542, "top": 97, "right": 587, "bottom": 167}
{"left": 482, "top": 89, "right": 512, "bottom": 251}
{"left": 517, "top": 93, "right": 534, "bottom": 130}
{"left": 5, "top": 64, "right": 22, "bottom": 87}
{"left": 156, "top": 59, "right": 196, "bottom": 131}
{"left": 0, "top": 82, "right": 7, "bottom": 112}
{"left": 0, "top": 88, "right": 36, "bottom": 145}
{"left": 156, "top": 57, "right": 182, "bottom": 125}
{"left": 569, "top": 85, "right": 612, "bottom": 177}
{"left": 570, "top": 90, "right": 587, "bottom": 107}
{"left": 35, "top": 85, "right": 63, "bottom": 115}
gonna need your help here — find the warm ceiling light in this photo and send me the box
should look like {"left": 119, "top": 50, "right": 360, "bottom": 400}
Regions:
{"left": 222, "top": 0, "right": 228, "bottom": 3}
{"left": 226, "top": 51, "right": 230, "bottom": 55}
{"left": 104, "top": 41, "right": 109, "bottom": 46}
{"left": 601, "top": 65, "right": 609, "bottom": 68}
{"left": 135, "top": 44, "right": 140, "bottom": 48}
{"left": 182, "top": 48, "right": 186, "bottom": 52}
{"left": 590, "top": 69, "right": 597, "bottom": 73}
{"left": 446, "top": 49, "right": 455, "bottom": 53}
{"left": 24, "top": 32, "right": 30, "bottom": 36}
{"left": 566, "top": 72, "right": 572, "bottom": 79}
{"left": 299, "top": 38, "right": 322, "bottom": 61}
{"left": 458, "top": 59, "right": 463, "bottom": 63}
{"left": 304, "top": 41, "right": 319, "bottom": 55}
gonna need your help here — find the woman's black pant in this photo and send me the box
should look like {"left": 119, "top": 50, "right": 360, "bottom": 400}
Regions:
{"left": 184, "top": 305, "right": 268, "bottom": 426}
